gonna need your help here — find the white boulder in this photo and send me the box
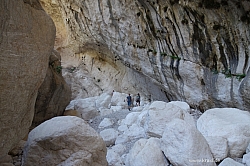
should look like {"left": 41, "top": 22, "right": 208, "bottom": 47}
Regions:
{"left": 168, "top": 101, "right": 191, "bottom": 113}
{"left": 99, "top": 108, "right": 114, "bottom": 116}
{"left": 205, "top": 136, "right": 229, "bottom": 161}
{"left": 100, "top": 128, "right": 119, "bottom": 146}
{"left": 243, "top": 153, "right": 250, "bottom": 166}
{"left": 218, "top": 158, "right": 244, "bottom": 166}
{"left": 96, "top": 92, "right": 112, "bottom": 108}
{"left": 197, "top": 108, "right": 250, "bottom": 157}
{"left": 161, "top": 118, "right": 215, "bottom": 166}
{"left": 111, "top": 92, "right": 128, "bottom": 107}
{"left": 74, "top": 97, "right": 99, "bottom": 121}
{"left": 106, "top": 149, "right": 124, "bottom": 166}
{"left": 115, "top": 124, "right": 145, "bottom": 145}
{"left": 98, "top": 118, "right": 114, "bottom": 128}
{"left": 107, "top": 144, "right": 126, "bottom": 166}
{"left": 122, "top": 112, "right": 141, "bottom": 127}
{"left": 145, "top": 101, "right": 196, "bottom": 137}
{"left": 118, "top": 124, "right": 129, "bottom": 132}
{"left": 126, "top": 138, "right": 169, "bottom": 166}
{"left": 246, "top": 143, "right": 250, "bottom": 154}
{"left": 110, "top": 144, "right": 126, "bottom": 155}
{"left": 22, "top": 116, "right": 107, "bottom": 166}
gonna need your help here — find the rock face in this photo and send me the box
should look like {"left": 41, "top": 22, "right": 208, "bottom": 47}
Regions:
{"left": 197, "top": 108, "right": 250, "bottom": 158}
{"left": 127, "top": 138, "right": 169, "bottom": 166}
{"left": 40, "top": 0, "right": 250, "bottom": 110}
{"left": 31, "top": 50, "right": 71, "bottom": 128}
{"left": 218, "top": 158, "right": 244, "bottom": 166}
{"left": 161, "top": 118, "right": 215, "bottom": 166}
{"left": 22, "top": 116, "right": 107, "bottom": 166}
{"left": 0, "top": 0, "right": 55, "bottom": 158}
{"left": 145, "top": 101, "right": 195, "bottom": 137}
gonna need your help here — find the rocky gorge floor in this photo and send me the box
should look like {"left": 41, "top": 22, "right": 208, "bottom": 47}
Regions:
{"left": 87, "top": 104, "right": 206, "bottom": 165}
{"left": 9, "top": 92, "right": 250, "bottom": 166}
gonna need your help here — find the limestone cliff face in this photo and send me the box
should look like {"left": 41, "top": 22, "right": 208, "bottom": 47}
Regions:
{"left": 41, "top": 0, "right": 250, "bottom": 110}
{"left": 0, "top": 0, "right": 55, "bottom": 157}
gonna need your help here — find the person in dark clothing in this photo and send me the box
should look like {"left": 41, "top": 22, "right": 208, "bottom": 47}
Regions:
{"left": 127, "top": 94, "right": 132, "bottom": 111}
{"left": 135, "top": 93, "right": 140, "bottom": 106}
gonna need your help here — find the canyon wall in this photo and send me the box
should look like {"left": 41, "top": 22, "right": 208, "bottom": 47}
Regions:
{"left": 40, "top": 0, "right": 250, "bottom": 110}
{"left": 0, "top": 0, "right": 56, "bottom": 158}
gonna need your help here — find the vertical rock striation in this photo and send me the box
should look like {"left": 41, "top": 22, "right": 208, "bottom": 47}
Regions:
{"left": 0, "top": 0, "right": 55, "bottom": 158}
{"left": 41, "top": 0, "right": 250, "bottom": 110}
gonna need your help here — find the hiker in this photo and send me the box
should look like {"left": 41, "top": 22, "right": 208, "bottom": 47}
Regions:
{"left": 126, "top": 93, "right": 132, "bottom": 111}
{"left": 135, "top": 93, "right": 140, "bottom": 106}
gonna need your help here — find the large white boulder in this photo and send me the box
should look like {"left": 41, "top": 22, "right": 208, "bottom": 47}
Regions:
{"left": 107, "top": 144, "right": 126, "bottom": 166}
{"left": 122, "top": 112, "right": 141, "bottom": 127}
{"left": 96, "top": 92, "right": 112, "bottom": 108}
{"left": 145, "top": 101, "right": 196, "bottom": 137}
{"left": 168, "top": 101, "right": 191, "bottom": 113}
{"left": 22, "top": 116, "right": 107, "bottom": 166}
{"left": 106, "top": 149, "right": 124, "bottom": 166}
{"left": 115, "top": 124, "right": 145, "bottom": 145}
{"left": 243, "top": 153, "right": 250, "bottom": 166}
{"left": 218, "top": 158, "right": 244, "bottom": 166}
{"left": 111, "top": 92, "right": 128, "bottom": 107}
{"left": 205, "top": 136, "right": 229, "bottom": 161}
{"left": 99, "top": 108, "right": 114, "bottom": 116}
{"left": 98, "top": 118, "right": 114, "bottom": 128}
{"left": 197, "top": 108, "right": 250, "bottom": 158}
{"left": 74, "top": 97, "right": 99, "bottom": 121}
{"left": 161, "top": 118, "right": 215, "bottom": 166}
{"left": 100, "top": 128, "right": 119, "bottom": 147}
{"left": 126, "top": 138, "right": 169, "bottom": 166}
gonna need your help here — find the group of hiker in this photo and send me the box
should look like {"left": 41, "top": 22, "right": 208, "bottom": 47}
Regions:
{"left": 126, "top": 93, "right": 140, "bottom": 111}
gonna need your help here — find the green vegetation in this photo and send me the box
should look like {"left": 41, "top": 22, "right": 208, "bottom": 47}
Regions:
{"left": 222, "top": 69, "right": 232, "bottom": 78}
{"left": 147, "top": 49, "right": 157, "bottom": 54}
{"left": 211, "top": 68, "right": 219, "bottom": 74}
{"left": 160, "top": 52, "right": 168, "bottom": 56}
{"left": 56, "top": 66, "right": 62, "bottom": 74}
{"left": 170, "top": 55, "right": 181, "bottom": 60}
{"left": 235, "top": 74, "right": 246, "bottom": 81}
{"left": 212, "top": 68, "right": 246, "bottom": 81}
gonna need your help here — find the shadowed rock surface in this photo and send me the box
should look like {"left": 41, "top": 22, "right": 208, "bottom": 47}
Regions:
{"left": 0, "top": 0, "right": 55, "bottom": 158}
{"left": 31, "top": 50, "right": 71, "bottom": 129}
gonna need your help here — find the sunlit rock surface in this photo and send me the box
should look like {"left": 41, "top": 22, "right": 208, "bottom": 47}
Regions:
{"left": 40, "top": 0, "right": 250, "bottom": 111}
